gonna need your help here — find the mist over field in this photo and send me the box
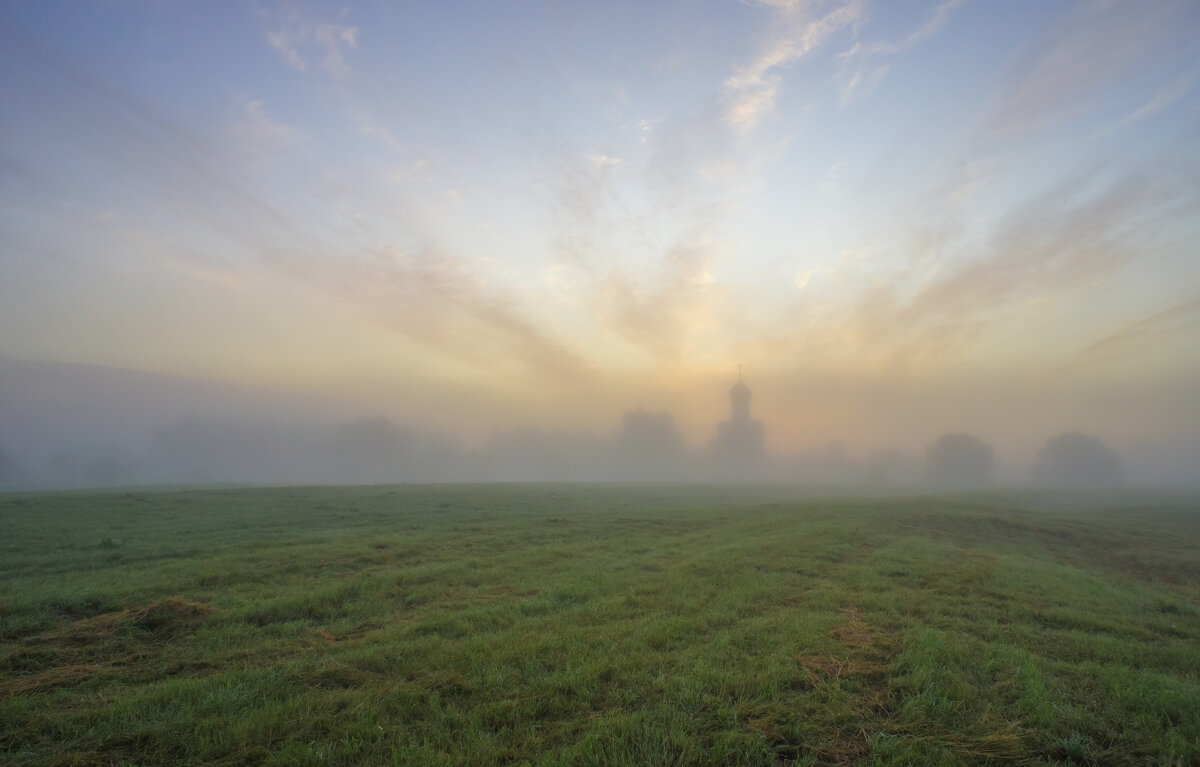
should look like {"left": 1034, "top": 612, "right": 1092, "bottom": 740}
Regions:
{"left": 1, "top": 356, "right": 1196, "bottom": 489}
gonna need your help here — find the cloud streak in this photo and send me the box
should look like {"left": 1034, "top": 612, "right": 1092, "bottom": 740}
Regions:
{"left": 229, "top": 98, "right": 309, "bottom": 157}
{"left": 1066, "top": 297, "right": 1200, "bottom": 373}
{"left": 977, "top": 0, "right": 1185, "bottom": 143}
{"left": 597, "top": 233, "right": 722, "bottom": 362}
{"left": 800, "top": 158, "right": 1198, "bottom": 375}
{"left": 0, "top": 27, "right": 590, "bottom": 389}
{"left": 722, "top": 0, "right": 863, "bottom": 131}
{"left": 336, "top": 248, "right": 593, "bottom": 385}
{"left": 836, "top": 0, "right": 964, "bottom": 104}
{"left": 260, "top": 2, "right": 358, "bottom": 76}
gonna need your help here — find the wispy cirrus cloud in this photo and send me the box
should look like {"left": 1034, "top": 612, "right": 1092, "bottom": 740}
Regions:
{"left": 1, "top": 25, "right": 590, "bottom": 388}
{"left": 1105, "top": 60, "right": 1200, "bottom": 133}
{"left": 535, "top": 132, "right": 736, "bottom": 365}
{"left": 259, "top": 2, "right": 358, "bottom": 76}
{"left": 1065, "top": 296, "right": 1200, "bottom": 373}
{"left": 597, "top": 232, "right": 723, "bottom": 362}
{"left": 351, "top": 109, "right": 406, "bottom": 153}
{"left": 228, "top": 98, "right": 309, "bottom": 157}
{"left": 977, "top": 0, "right": 1185, "bottom": 143}
{"left": 775, "top": 0, "right": 1200, "bottom": 382}
{"left": 536, "top": 1, "right": 852, "bottom": 366}
{"left": 899, "top": 0, "right": 1198, "bottom": 268}
{"left": 325, "top": 245, "right": 592, "bottom": 385}
{"left": 721, "top": 0, "right": 864, "bottom": 132}
{"left": 836, "top": 162, "right": 1195, "bottom": 371}
{"left": 836, "top": 0, "right": 964, "bottom": 104}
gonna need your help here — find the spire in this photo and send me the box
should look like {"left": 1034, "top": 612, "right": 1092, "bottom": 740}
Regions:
{"left": 730, "top": 365, "right": 751, "bottom": 422}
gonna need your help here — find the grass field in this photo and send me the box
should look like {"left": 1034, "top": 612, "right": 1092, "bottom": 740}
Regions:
{"left": 1, "top": 483, "right": 1198, "bottom": 766}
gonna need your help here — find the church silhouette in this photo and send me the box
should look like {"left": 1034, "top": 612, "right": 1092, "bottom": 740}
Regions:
{"left": 712, "top": 365, "right": 765, "bottom": 475}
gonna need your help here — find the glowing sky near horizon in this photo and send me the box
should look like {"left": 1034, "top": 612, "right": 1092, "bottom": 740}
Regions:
{"left": 1, "top": 0, "right": 1199, "bottom": 453}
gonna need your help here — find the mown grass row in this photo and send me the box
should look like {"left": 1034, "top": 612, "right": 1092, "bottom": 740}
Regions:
{"left": 1, "top": 484, "right": 1198, "bottom": 765}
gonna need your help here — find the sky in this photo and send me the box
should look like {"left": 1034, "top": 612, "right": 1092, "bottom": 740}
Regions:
{"left": 1, "top": 0, "right": 1199, "bottom": 478}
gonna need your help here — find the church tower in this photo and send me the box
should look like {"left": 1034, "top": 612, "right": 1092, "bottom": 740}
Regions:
{"left": 712, "top": 365, "right": 765, "bottom": 476}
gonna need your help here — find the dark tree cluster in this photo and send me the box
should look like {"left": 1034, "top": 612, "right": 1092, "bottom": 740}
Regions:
{"left": 1031, "top": 432, "right": 1124, "bottom": 487}
{"left": 926, "top": 432, "right": 995, "bottom": 486}
{"left": 923, "top": 430, "right": 1125, "bottom": 488}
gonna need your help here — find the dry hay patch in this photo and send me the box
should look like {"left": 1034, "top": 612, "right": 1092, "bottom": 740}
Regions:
{"left": 830, "top": 606, "right": 873, "bottom": 648}
{"left": 309, "top": 621, "right": 380, "bottom": 646}
{"left": 1, "top": 599, "right": 217, "bottom": 697}
{"left": 0, "top": 663, "right": 107, "bottom": 696}
{"left": 26, "top": 598, "right": 217, "bottom": 651}
{"left": 125, "top": 598, "right": 216, "bottom": 633}
{"left": 45, "top": 598, "right": 216, "bottom": 644}
{"left": 299, "top": 660, "right": 374, "bottom": 689}
{"left": 796, "top": 606, "right": 886, "bottom": 685}
{"left": 798, "top": 605, "right": 1028, "bottom": 764}
{"left": 797, "top": 653, "right": 848, "bottom": 680}
{"left": 787, "top": 605, "right": 901, "bottom": 764}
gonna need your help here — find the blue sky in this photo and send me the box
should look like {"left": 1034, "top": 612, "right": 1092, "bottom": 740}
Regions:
{"left": 1, "top": 0, "right": 1198, "bottom": 459}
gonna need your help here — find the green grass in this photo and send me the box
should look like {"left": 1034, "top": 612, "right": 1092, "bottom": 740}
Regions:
{"left": 1, "top": 483, "right": 1198, "bottom": 766}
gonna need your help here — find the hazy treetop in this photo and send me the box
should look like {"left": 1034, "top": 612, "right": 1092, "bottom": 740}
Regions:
{"left": 1032, "top": 432, "right": 1125, "bottom": 488}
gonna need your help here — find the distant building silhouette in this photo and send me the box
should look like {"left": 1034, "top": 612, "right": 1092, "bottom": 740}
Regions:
{"left": 712, "top": 366, "right": 765, "bottom": 476}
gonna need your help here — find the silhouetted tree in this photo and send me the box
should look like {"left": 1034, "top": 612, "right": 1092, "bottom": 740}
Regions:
{"left": 926, "top": 432, "right": 994, "bottom": 486}
{"left": 1031, "top": 432, "right": 1124, "bottom": 487}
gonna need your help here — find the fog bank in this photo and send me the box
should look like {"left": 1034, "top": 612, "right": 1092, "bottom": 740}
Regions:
{"left": 2, "top": 358, "right": 1196, "bottom": 490}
